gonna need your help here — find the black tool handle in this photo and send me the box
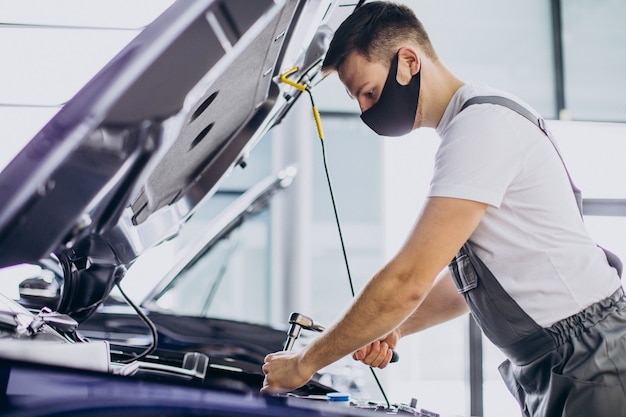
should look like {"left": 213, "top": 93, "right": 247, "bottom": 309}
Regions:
{"left": 390, "top": 350, "right": 399, "bottom": 363}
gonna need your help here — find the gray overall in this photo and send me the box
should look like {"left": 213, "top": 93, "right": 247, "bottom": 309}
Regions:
{"left": 449, "top": 97, "right": 626, "bottom": 417}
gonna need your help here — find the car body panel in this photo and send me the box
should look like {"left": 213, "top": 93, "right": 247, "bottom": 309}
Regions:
{"left": 1, "top": 358, "right": 375, "bottom": 417}
{"left": 0, "top": 0, "right": 337, "bottom": 322}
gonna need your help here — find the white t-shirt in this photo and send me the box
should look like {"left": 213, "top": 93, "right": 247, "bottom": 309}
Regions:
{"left": 430, "top": 83, "right": 621, "bottom": 327}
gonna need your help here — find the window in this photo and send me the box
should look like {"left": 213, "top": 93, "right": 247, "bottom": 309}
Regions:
{"left": 405, "top": 0, "right": 557, "bottom": 118}
{"left": 561, "top": 0, "right": 626, "bottom": 121}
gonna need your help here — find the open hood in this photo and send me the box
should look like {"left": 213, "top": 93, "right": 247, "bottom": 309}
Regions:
{"left": 0, "top": 0, "right": 354, "bottom": 322}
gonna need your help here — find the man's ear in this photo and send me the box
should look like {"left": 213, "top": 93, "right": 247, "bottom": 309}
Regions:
{"left": 396, "top": 47, "right": 420, "bottom": 83}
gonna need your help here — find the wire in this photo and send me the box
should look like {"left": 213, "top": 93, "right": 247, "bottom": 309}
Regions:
{"left": 304, "top": 87, "right": 392, "bottom": 410}
{"left": 115, "top": 282, "right": 159, "bottom": 364}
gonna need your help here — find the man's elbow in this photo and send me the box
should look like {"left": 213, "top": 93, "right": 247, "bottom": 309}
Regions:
{"left": 384, "top": 264, "right": 433, "bottom": 307}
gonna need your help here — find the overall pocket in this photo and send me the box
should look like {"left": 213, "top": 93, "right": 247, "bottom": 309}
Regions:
{"left": 448, "top": 244, "right": 478, "bottom": 294}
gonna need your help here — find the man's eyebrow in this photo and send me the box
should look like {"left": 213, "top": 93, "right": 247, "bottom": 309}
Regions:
{"left": 347, "top": 82, "right": 368, "bottom": 100}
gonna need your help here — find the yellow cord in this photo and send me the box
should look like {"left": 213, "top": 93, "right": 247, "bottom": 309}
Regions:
{"left": 279, "top": 66, "right": 307, "bottom": 91}
{"left": 312, "top": 105, "right": 324, "bottom": 140}
{"left": 279, "top": 66, "right": 324, "bottom": 141}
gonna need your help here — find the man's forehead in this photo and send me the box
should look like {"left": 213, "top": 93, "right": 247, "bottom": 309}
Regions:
{"left": 338, "top": 50, "right": 370, "bottom": 72}
{"left": 337, "top": 52, "right": 369, "bottom": 83}
{"left": 338, "top": 52, "right": 386, "bottom": 96}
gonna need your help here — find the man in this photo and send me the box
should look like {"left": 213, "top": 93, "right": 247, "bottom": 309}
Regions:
{"left": 262, "top": 2, "right": 626, "bottom": 416}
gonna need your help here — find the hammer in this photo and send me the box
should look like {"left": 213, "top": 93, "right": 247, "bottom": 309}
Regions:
{"left": 283, "top": 312, "right": 399, "bottom": 362}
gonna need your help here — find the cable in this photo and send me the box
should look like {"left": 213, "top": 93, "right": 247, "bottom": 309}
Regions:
{"left": 115, "top": 282, "right": 159, "bottom": 364}
{"left": 279, "top": 66, "right": 393, "bottom": 408}
{"left": 303, "top": 87, "right": 392, "bottom": 410}
{"left": 304, "top": 89, "right": 353, "bottom": 296}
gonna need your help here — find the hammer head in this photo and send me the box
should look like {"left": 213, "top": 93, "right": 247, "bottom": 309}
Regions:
{"left": 288, "top": 312, "right": 325, "bottom": 332}
{"left": 284, "top": 312, "right": 326, "bottom": 352}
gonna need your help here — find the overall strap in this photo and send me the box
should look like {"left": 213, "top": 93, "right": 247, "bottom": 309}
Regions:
{"left": 461, "top": 95, "right": 583, "bottom": 213}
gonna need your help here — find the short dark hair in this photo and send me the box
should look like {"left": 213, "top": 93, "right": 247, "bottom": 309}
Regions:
{"left": 322, "top": 1, "right": 437, "bottom": 74}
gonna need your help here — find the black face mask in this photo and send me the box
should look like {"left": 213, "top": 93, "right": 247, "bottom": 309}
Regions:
{"left": 360, "top": 52, "right": 421, "bottom": 137}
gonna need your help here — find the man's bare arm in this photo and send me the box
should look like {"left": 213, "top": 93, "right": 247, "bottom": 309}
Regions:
{"left": 262, "top": 197, "right": 487, "bottom": 393}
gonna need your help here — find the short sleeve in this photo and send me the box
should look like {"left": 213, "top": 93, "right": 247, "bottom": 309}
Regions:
{"left": 428, "top": 106, "right": 526, "bottom": 208}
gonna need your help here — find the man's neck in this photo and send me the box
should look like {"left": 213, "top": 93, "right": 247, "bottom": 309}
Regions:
{"left": 419, "top": 60, "right": 465, "bottom": 129}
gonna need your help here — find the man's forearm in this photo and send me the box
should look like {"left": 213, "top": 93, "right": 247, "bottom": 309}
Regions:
{"left": 299, "top": 261, "right": 433, "bottom": 373}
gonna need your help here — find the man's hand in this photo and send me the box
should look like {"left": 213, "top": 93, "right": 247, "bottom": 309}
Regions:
{"left": 261, "top": 350, "right": 316, "bottom": 394}
{"left": 352, "top": 328, "right": 400, "bottom": 369}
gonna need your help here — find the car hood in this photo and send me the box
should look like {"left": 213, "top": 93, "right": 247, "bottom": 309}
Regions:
{"left": 0, "top": 0, "right": 353, "bottom": 321}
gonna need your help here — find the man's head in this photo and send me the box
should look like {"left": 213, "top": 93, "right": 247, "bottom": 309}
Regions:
{"left": 322, "top": 2, "right": 438, "bottom": 75}
{"left": 322, "top": 2, "right": 443, "bottom": 135}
